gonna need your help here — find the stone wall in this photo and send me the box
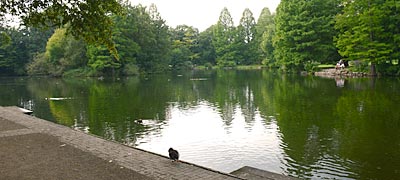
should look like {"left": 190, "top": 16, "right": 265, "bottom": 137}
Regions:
{"left": 314, "top": 68, "right": 369, "bottom": 78}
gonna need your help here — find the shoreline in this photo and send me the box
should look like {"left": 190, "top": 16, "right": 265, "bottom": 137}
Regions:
{"left": 314, "top": 68, "right": 369, "bottom": 78}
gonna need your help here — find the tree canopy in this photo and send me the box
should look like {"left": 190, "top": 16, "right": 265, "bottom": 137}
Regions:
{"left": 335, "top": 0, "right": 400, "bottom": 75}
{"left": 0, "top": 0, "right": 122, "bottom": 57}
{"left": 274, "top": 0, "right": 341, "bottom": 71}
{"left": 1, "top": 1, "right": 400, "bottom": 76}
{"left": 257, "top": 8, "right": 275, "bottom": 67}
{"left": 212, "top": 7, "right": 238, "bottom": 67}
{"left": 237, "top": 8, "right": 258, "bottom": 65}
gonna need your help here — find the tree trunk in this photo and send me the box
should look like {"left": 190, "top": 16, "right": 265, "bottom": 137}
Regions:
{"left": 370, "top": 62, "right": 377, "bottom": 76}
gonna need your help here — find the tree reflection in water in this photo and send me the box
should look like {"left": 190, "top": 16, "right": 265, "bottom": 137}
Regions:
{"left": 0, "top": 71, "right": 399, "bottom": 179}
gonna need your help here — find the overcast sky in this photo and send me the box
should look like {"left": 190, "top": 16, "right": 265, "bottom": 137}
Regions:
{"left": 130, "top": 0, "right": 280, "bottom": 31}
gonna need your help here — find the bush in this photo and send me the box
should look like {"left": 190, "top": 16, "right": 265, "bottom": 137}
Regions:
{"left": 349, "top": 60, "right": 369, "bottom": 72}
{"left": 204, "top": 62, "right": 213, "bottom": 69}
{"left": 218, "top": 60, "right": 236, "bottom": 67}
{"left": 123, "top": 64, "right": 139, "bottom": 76}
{"left": 63, "top": 68, "right": 92, "bottom": 77}
{"left": 304, "top": 61, "right": 320, "bottom": 73}
{"left": 26, "top": 53, "right": 49, "bottom": 75}
{"left": 376, "top": 62, "right": 400, "bottom": 76}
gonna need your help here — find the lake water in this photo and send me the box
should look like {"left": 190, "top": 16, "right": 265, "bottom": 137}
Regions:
{"left": 1, "top": 70, "right": 399, "bottom": 179}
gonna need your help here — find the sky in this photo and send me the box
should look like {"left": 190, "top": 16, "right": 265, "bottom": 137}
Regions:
{"left": 130, "top": 0, "right": 281, "bottom": 31}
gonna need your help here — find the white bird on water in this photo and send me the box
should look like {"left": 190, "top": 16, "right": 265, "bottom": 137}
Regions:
{"left": 45, "top": 97, "right": 72, "bottom": 101}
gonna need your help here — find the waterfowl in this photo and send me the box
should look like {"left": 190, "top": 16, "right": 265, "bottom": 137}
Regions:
{"left": 168, "top": 148, "right": 179, "bottom": 161}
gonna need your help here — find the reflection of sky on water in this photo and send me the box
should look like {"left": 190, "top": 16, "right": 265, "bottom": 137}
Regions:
{"left": 136, "top": 101, "right": 285, "bottom": 173}
{"left": 2, "top": 74, "right": 400, "bottom": 179}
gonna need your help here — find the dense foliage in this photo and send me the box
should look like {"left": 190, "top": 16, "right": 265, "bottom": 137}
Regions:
{"left": 169, "top": 25, "right": 199, "bottom": 70}
{"left": 335, "top": 0, "right": 400, "bottom": 75}
{"left": 274, "top": 0, "right": 342, "bottom": 72}
{"left": 213, "top": 7, "right": 238, "bottom": 67}
{"left": 237, "top": 8, "right": 258, "bottom": 65}
{"left": 0, "top": 0, "right": 399, "bottom": 76}
{"left": 257, "top": 8, "right": 276, "bottom": 67}
{"left": 107, "top": 4, "right": 170, "bottom": 74}
{"left": 1, "top": 26, "right": 53, "bottom": 75}
{"left": 0, "top": 0, "right": 122, "bottom": 57}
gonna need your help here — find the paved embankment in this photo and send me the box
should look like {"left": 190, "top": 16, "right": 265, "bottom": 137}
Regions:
{"left": 0, "top": 106, "right": 242, "bottom": 180}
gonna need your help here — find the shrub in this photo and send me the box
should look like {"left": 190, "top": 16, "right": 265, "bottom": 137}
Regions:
{"left": 304, "top": 61, "right": 320, "bottom": 73}
{"left": 123, "top": 64, "right": 139, "bottom": 76}
{"left": 26, "top": 53, "right": 49, "bottom": 75}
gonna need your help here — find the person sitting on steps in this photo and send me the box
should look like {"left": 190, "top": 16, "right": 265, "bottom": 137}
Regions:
{"left": 336, "top": 59, "right": 345, "bottom": 70}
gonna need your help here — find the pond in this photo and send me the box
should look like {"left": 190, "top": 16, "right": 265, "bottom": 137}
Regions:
{"left": 1, "top": 70, "right": 399, "bottom": 179}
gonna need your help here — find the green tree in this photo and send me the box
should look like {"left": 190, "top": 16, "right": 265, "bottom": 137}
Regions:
{"left": 144, "top": 3, "right": 171, "bottom": 72}
{"left": 169, "top": 25, "right": 199, "bottom": 69}
{"left": 111, "top": 3, "right": 141, "bottom": 75}
{"left": 1, "top": 0, "right": 122, "bottom": 57}
{"left": 45, "top": 28, "right": 67, "bottom": 64}
{"left": 197, "top": 26, "right": 216, "bottom": 66}
{"left": 274, "top": 0, "right": 341, "bottom": 72}
{"left": 0, "top": 31, "right": 11, "bottom": 48}
{"left": 23, "top": 27, "right": 55, "bottom": 58}
{"left": 27, "top": 28, "right": 87, "bottom": 76}
{"left": 132, "top": 4, "right": 170, "bottom": 72}
{"left": 87, "top": 44, "right": 120, "bottom": 76}
{"left": 237, "top": 8, "right": 258, "bottom": 65}
{"left": 46, "top": 28, "right": 87, "bottom": 75}
{"left": 88, "top": 4, "right": 171, "bottom": 74}
{"left": 213, "top": 7, "right": 237, "bottom": 67}
{"left": 0, "top": 26, "right": 52, "bottom": 75}
{"left": 335, "top": 0, "right": 400, "bottom": 76}
{"left": 0, "top": 28, "right": 17, "bottom": 75}
{"left": 257, "top": 8, "right": 276, "bottom": 67}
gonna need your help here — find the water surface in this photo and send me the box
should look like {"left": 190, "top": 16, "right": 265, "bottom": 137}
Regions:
{"left": 1, "top": 70, "right": 399, "bottom": 179}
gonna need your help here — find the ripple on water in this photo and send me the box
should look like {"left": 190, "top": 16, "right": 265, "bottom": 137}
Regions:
{"left": 281, "top": 153, "right": 359, "bottom": 179}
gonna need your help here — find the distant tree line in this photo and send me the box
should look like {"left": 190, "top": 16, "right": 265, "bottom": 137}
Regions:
{"left": 0, "top": 0, "right": 399, "bottom": 76}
